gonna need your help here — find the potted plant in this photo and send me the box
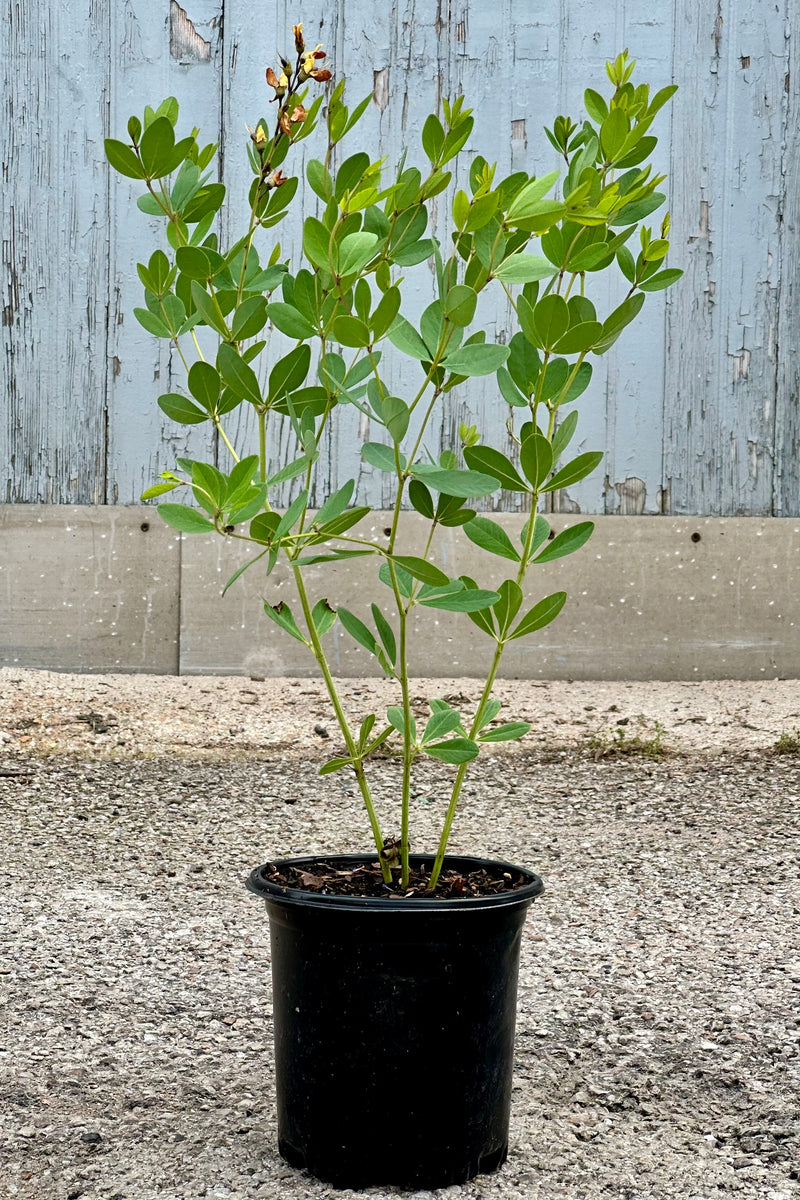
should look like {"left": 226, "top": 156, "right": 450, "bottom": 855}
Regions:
{"left": 106, "top": 25, "right": 680, "bottom": 1189}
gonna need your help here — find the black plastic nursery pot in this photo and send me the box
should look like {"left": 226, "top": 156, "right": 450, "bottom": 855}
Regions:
{"left": 246, "top": 853, "right": 543, "bottom": 1190}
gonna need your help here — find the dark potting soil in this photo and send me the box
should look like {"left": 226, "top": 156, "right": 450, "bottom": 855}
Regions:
{"left": 262, "top": 859, "right": 528, "bottom": 899}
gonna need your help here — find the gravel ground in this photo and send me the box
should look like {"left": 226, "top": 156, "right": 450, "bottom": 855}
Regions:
{"left": 1, "top": 670, "right": 798, "bottom": 1200}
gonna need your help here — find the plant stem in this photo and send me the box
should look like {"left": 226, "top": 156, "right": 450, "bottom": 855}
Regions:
{"left": 258, "top": 410, "right": 267, "bottom": 483}
{"left": 292, "top": 564, "right": 392, "bottom": 881}
{"left": 427, "top": 479, "right": 548, "bottom": 892}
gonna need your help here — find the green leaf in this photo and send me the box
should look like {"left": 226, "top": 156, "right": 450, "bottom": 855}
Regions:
{"left": 190, "top": 281, "right": 229, "bottom": 337}
{"left": 297, "top": 549, "right": 375, "bottom": 566}
{"left": 141, "top": 480, "right": 181, "bottom": 500}
{"left": 541, "top": 451, "right": 604, "bottom": 493}
{"left": 521, "top": 514, "right": 552, "bottom": 559}
{"left": 311, "top": 598, "right": 338, "bottom": 637}
{"left": 463, "top": 445, "right": 529, "bottom": 492}
{"left": 554, "top": 322, "right": 603, "bottom": 354}
{"left": 508, "top": 591, "right": 568, "bottom": 639}
{"left": 600, "top": 107, "right": 630, "bottom": 161}
{"left": 442, "top": 343, "right": 510, "bottom": 377}
{"left": 249, "top": 511, "right": 281, "bottom": 544}
{"left": 306, "top": 158, "right": 334, "bottom": 202}
{"left": 494, "top": 254, "right": 556, "bottom": 284}
{"left": 314, "top": 506, "right": 370, "bottom": 539}
{"left": 496, "top": 365, "right": 528, "bottom": 408}
{"left": 410, "top": 465, "right": 499, "bottom": 498}
{"left": 263, "top": 600, "right": 308, "bottom": 644}
{"left": 463, "top": 516, "right": 520, "bottom": 562}
{"left": 187, "top": 361, "right": 221, "bottom": 411}
{"left": 594, "top": 292, "right": 646, "bottom": 352}
{"left": 387, "top": 705, "right": 415, "bottom": 740}
{"left": 319, "top": 756, "right": 354, "bottom": 776}
{"left": 443, "top": 284, "right": 478, "bottom": 326}
{"left": 638, "top": 268, "right": 683, "bottom": 292}
{"left": 314, "top": 479, "right": 355, "bottom": 527}
{"left": 378, "top": 560, "right": 414, "bottom": 598}
{"left": 506, "top": 170, "right": 560, "bottom": 221}
{"left": 175, "top": 245, "right": 212, "bottom": 280}
{"left": 231, "top": 296, "right": 269, "bottom": 341}
{"left": 158, "top": 504, "right": 215, "bottom": 533}
{"left": 371, "top": 604, "right": 396, "bottom": 667}
{"left": 338, "top": 607, "right": 379, "bottom": 656}
{"left": 493, "top": 579, "right": 523, "bottom": 635}
{"left": 611, "top": 193, "right": 666, "bottom": 227}
{"left": 268, "top": 345, "right": 311, "bottom": 403}
{"left": 139, "top": 116, "right": 176, "bottom": 176}
{"left": 362, "top": 442, "right": 399, "bottom": 473}
{"left": 105, "top": 138, "right": 146, "bottom": 179}
{"left": 267, "top": 456, "right": 312, "bottom": 487}
{"left": 134, "top": 307, "right": 171, "bottom": 337}
{"left": 337, "top": 232, "right": 380, "bottom": 276}
{"left": 419, "top": 587, "right": 500, "bottom": 612}
{"left": 533, "top": 521, "right": 594, "bottom": 563}
{"left": 584, "top": 88, "right": 608, "bottom": 123}
{"left": 422, "top": 709, "right": 463, "bottom": 744}
{"left": 388, "top": 315, "right": 432, "bottom": 361}
{"left": 533, "top": 294, "right": 570, "bottom": 350}
{"left": 333, "top": 314, "right": 371, "bottom": 347}
{"left": 392, "top": 556, "right": 449, "bottom": 586}
{"left": 478, "top": 722, "right": 530, "bottom": 743}
{"left": 157, "top": 393, "right": 208, "bottom": 424}
{"left": 274, "top": 490, "right": 308, "bottom": 540}
{"left": 422, "top": 113, "right": 445, "bottom": 163}
{"left": 268, "top": 302, "right": 316, "bottom": 339}
{"left": 371, "top": 287, "right": 401, "bottom": 339}
{"left": 375, "top": 393, "right": 410, "bottom": 443}
{"left": 192, "top": 461, "right": 226, "bottom": 512}
{"left": 551, "top": 410, "right": 579, "bottom": 461}
{"left": 424, "top": 738, "right": 479, "bottom": 764}
{"left": 221, "top": 549, "right": 268, "bottom": 597}
{"left": 477, "top": 699, "right": 502, "bottom": 729}
{"left": 217, "top": 342, "right": 262, "bottom": 405}
{"left": 408, "top": 480, "right": 435, "bottom": 519}
{"left": 303, "top": 216, "right": 332, "bottom": 269}
{"left": 520, "top": 434, "right": 553, "bottom": 488}
{"left": 559, "top": 361, "right": 593, "bottom": 405}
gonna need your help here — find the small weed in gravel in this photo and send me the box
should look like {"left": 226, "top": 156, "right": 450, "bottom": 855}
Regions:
{"left": 772, "top": 727, "right": 800, "bottom": 754}
{"left": 588, "top": 720, "right": 668, "bottom": 760}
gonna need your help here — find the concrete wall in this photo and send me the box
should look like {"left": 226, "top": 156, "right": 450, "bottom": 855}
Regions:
{"left": 2, "top": 507, "right": 797, "bottom": 679}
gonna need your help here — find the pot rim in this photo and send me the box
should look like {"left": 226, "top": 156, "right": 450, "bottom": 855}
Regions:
{"left": 246, "top": 852, "right": 544, "bottom": 912}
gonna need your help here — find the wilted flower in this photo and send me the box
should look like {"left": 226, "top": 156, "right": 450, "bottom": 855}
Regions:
{"left": 279, "top": 103, "right": 307, "bottom": 139}
{"left": 267, "top": 168, "right": 288, "bottom": 188}
{"left": 299, "top": 45, "right": 331, "bottom": 83}
{"left": 266, "top": 66, "right": 289, "bottom": 99}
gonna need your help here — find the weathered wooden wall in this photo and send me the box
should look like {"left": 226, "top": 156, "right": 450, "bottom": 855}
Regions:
{"left": 2, "top": 0, "right": 798, "bottom": 515}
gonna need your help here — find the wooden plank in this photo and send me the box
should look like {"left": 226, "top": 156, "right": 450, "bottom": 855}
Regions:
{"left": 105, "top": 0, "right": 223, "bottom": 503}
{"left": 3, "top": 0, "right": 796, "bottom": 518}
{"left": 1, "top": 0, "right": 111, "bottom": 502}
{"left": 773, "top": 3, "right": 800, "bottom": 515}
{"left": 664, "top": 0, "right": 791, "bottom": 515}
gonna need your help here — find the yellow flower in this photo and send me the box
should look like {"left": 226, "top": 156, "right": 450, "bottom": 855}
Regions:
{"left": 292, "top": 22, "right": 304, "bottom": 52}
